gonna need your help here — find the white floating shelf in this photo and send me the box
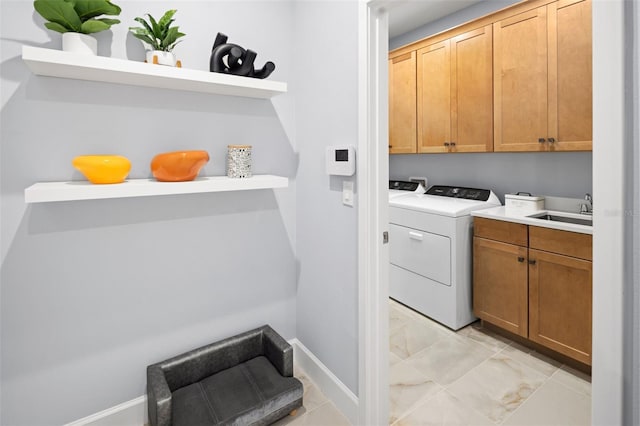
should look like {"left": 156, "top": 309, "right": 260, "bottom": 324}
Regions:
{"left": 22, "top": 46, "right": 287, "bottom": 99}
{"left": 25, "top": 175, "right": 289, "bottom": 203}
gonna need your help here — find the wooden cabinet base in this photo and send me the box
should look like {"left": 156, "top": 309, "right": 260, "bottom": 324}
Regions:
{"left": 481, "top": 320, "right": 592, "bottom": 375}
{"left": 473, "top": 217, "right": 592, "bottom": 366}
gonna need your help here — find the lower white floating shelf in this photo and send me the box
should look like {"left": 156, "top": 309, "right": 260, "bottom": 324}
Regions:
{"left": 25, "top": 175, "right": 289, "bottom": 203}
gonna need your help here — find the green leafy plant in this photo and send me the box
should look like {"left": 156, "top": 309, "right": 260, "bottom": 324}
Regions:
{"left": 129, "top": 10, "right": 185, "bottom": 52}
{"left": 33, "top": 0, "right": 121, "bottom": 34}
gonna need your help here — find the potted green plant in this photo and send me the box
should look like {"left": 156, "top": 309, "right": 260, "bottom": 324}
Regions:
{"left": 129, "top": 10, "right": 186, "bottom": 67}
{"left": 33, "top": 0, "right": 121, "bottom": 55}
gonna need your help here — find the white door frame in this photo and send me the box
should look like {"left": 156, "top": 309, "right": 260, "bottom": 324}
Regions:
{"left": 591, "top": 0, "right": 626, "bottom": 424}
{"left": 357, "top": 1, "right": 390, "bottom": 424}
{"left": 357, "top": 0, "right": 628, "bottom": 424}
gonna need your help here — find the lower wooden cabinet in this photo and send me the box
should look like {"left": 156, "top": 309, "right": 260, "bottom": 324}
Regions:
{"left": 473, "top": 237, "right": 528, "bottom": 337}
{"left": 473, "top": 217, "right": 592, "bottom": 365}
{"left": 529, "top": 248, "right": 592, "bottom": 365}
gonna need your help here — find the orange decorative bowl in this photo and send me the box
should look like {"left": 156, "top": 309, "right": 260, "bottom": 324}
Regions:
{"left": 72, "top": 155, "right": 131, "bottom": 184}
{"left": 151, "top": 150, "right": 210, "bottom": 182}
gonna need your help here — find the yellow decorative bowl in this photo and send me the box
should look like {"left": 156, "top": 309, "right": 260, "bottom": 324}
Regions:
{"left": 72, "top": 155, "right": 131, "bottom": 184}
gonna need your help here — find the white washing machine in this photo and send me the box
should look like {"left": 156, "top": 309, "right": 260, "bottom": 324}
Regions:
{"left": 389, "top": 185, "right": 501, "bottom": 330}
{"left": 389, "top": 179, "right": 426, "bottom": 201}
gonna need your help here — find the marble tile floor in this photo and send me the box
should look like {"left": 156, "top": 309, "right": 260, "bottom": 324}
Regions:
{"left": 273, "top": 365, "right": 351, "bottom": 426}
{"left": 390, "top": 298, "right": 592, "bottom": 426}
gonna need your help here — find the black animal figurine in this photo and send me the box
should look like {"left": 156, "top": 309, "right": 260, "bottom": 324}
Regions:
{"left": 209, "top": 33, "right": 275, "bottom": 79}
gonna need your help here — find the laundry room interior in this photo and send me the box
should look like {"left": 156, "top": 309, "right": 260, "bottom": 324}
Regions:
{"left": 386, "top": 0, "right": 597, "bottom": 424}
{"left": 1, "top": 0, "right": 637, "bottom": 425}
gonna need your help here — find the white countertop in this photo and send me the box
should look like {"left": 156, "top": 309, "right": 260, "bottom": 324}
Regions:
{"left": 471, "top": 206, "right": 593, "bottom": 235}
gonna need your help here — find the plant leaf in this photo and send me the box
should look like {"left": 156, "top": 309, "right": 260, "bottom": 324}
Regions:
{"left": 162, "top": 26, "right": 183, "bottom": 50}
{"left": 146, "top": 14, "right": 161, "bottom": 39}
{"left": 168, "top": 39, "right": 183, "bottom": 51}
{"left": 130, "top": 32, "right": 159, "bottom": 50}
{"left": 44, "top": 21, "right": 70, "bottom": 33}
{"left": 95, "top": 17, "right": 119, "bottom": 26}
{"left": 34, "top": 0, "right": 82, "bottom": 32}
{"left": 133, "top": 16, "right": 153, "bottom": 35}
{"left": 158, "top": 10, "right": 176, "bottom": 41}
{"left": 73, "top": 0, "right": 121, "bottom": 21}
{"left": 158, "top": 9, "right": 176, "bottom": 30}
{"left": 160, "top": 19, "right": 174, "bottom": 40}
{"left": 80, "top": 18, "right": 109, "bottom": 33}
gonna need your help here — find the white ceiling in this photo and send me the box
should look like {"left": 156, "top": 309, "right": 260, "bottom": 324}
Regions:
{"left": 388, "top": 0, "right": 486, "bottom": 39}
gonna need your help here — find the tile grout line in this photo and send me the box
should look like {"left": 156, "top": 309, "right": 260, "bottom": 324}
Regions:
{"left": 444, "top": 342, "right": 556, "bottom": 425}
{"left": 497, "top": 370, "right": 555, "bottom": 425}
{"left": 392, "top": 320, "right": 502, "bottom": 425}
{"left": 389, "top": 386, "right": 446, "bottom": 425}
{"left": 391, "top": 302, "right": 591, "bottom": 426}
{"left": 548, "top": 368, "right": 593, "bottom": 398}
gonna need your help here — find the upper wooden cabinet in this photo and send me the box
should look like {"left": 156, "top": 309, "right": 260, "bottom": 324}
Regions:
{"left": 390, "top": 0, "right": 592, "bottom": 154}
{"left": 417, "top": 25, "right": 493, "bottom": 153}
{"left": 551, "top": 0, "right": 593, "bottom": 149}
{"left": 493, "top": 0, "right": 592, "bottom": 151}
{"left": 389, "top": 52, "right": 417, "bottom": 154}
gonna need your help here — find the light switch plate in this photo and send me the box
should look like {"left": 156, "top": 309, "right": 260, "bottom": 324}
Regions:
{"left": 343, "top": 180, "right": 354, "bottom": 207}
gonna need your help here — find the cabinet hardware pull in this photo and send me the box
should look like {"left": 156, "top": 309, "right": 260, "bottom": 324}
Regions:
{"left": 388, "top": 145, "right": 393, "bottom": 148}
{"left": 444, "top": 142, "right": 450, "bottom": 147}
{"left": 517, "top": 256, "right": 525, "bottom": 262}
{"left": 450, "top": 142, "right": 456, "bottom": 147}
{"left": 548, "top": 137, "right": 556, "bottom": 143}
{"left": 538, "top": 138, "right": 546, "bottom": 143}
{"left": 528, "top": 259, "right": 537, "bottom": 265}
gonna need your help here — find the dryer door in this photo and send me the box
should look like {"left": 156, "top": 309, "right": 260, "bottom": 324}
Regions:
{"left": 389, "top": 224, "right": 451, "bottom": 286}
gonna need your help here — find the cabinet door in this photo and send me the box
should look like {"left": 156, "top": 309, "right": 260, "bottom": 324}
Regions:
{"left": 473, "top": 237, "right": 528, "bottom": 337}
{"left": 547, "top": 0, "right": 592, "bottom": 151}
{"left": 417, "top": 41, "right": 451, "bottom": 153}
{"left": 529, "top": 249, "right": 592, "bottom": 365}
{"left": 450, "top": 25, "right": 493, "bottom": 152}
{"left": 389, "top": 52, "right": 417, "bottom": 154}
{"left": 493, "top": 7, "right": 549, "bottom": 152}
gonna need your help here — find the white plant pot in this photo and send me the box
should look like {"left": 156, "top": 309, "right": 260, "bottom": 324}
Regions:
{"left": 62, "top": 32, "right": 97, "bottom": 55}
{"left": 146, "top": 50, "right": 177, "bottom": 67}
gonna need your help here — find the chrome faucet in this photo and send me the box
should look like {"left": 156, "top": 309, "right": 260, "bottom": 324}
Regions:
{"left": 580, "top": 193, "right": 593, "bottom": 215}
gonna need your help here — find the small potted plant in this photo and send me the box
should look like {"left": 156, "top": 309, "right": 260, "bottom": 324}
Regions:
{"left": 33, "top": 0, "right": 121, "bottom": 55}
{"left": 129, "top": 10, "right": 185, "bottom": 67}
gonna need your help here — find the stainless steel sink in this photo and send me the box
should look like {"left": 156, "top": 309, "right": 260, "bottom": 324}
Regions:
{"left": 527, "top": 212, "right": 593, "bottom": 226}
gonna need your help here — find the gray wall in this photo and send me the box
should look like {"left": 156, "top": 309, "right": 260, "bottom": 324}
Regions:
{"left": 0, "top": 1, "right": 298, "bottom": 424}
{"left": 388, "top": 1, "right": 592, "bottom": 202}
{"left": 293, "top": 1, "right": 359, "bottom": 394}
{"left": 389, "top": 0, "right": 521, "bottom": 51}
{"left": 390, "top": 152, "right": 592, "bottom": 203}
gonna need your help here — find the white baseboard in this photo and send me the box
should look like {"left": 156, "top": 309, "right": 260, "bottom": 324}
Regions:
{"left": 64, "top": 395, "right": 147, "bottom": 426}
{"left": 289, "top": 338, "right": 359, "bottom": 424}
{"left": 64, "top": 341, "right": 359, "bottom": 426}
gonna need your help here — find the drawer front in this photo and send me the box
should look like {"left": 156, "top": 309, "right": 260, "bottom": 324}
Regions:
{"left": 389, "top": 224, "right": 451, "bottom": 286}
{"left": 529, "top": 226, "right": 592, "bottom": 260}
{"left": 473, "top": 217, "right": 528, "bottom": 246}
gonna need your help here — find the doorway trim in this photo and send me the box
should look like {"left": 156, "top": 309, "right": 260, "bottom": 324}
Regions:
{"left": 357, "top": 1, "right": 390, "bottom": 424}
{"left": 357, "top": 0, "right": 627, "bottom": 424}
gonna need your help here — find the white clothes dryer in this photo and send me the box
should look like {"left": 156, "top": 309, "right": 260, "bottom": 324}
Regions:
{"left": 389, "top": 185, "right": 501, "bottom": 330}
